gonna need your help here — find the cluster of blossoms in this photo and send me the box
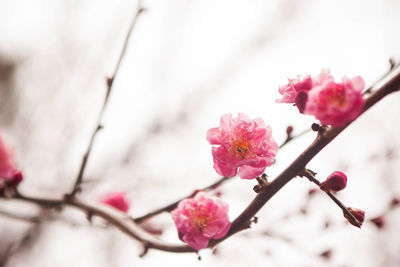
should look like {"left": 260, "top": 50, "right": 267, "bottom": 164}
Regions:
{"left": 0, "top": 133, "right": 23, "bottom": 192}
{"left": 276, "top": 69, "right": 365, "bottom": 127}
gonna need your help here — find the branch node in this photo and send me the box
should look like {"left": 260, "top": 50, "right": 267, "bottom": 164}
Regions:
{"left": 254, "top": 174, "right": 270, "bottom": 193}
{"left": 139, "top": 242, "right": 150, "bottom": 258}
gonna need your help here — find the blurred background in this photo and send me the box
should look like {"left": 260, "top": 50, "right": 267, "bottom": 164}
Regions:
{"left": 0, "top": 0, "right": 400, "bottom": 266}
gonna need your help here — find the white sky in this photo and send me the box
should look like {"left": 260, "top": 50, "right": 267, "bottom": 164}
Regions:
{"left": 0, "top": 0, "right": 400, "bottom": 266}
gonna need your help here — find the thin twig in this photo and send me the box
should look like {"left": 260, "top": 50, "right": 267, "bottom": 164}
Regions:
{"left": 67, "top": 1, "right": 145, "bottom": 198}
{"left": 299, "top": 169, "right": 361, "bottom": 227}
{"left": 133, "top": 177, "right": 230, "bottom": 223}
{"left": 279, "top": 127, "right": 311, "bottom": 149}
{"left": 363, "top": 58, "right": 398, "bottom": 95}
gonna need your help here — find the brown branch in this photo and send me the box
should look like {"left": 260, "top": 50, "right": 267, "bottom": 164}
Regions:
{"left": 299, "top": 169, "right": 361, "bottom": 227}
{"left": 208, "top": 67, "right": 400, "bottom": 247}
{"left": 67, "top": 1, "right": 145, "bottom": 198}
{"left": 9, "top": 191, "right": 195, "bottom": 253}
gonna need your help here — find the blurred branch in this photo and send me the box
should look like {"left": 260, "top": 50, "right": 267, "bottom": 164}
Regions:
{"left": 298, "top": 169, "right": 361, "bottom": 227}
{"left": 0, "top": 209, "right": 40, "bottom": 223}
{"left": 363, "top": 58, "right": 399, "bottom": 95}
{"left": 67, "top": 1, "right": 145, "bottom": 198}
{"left": 10, "top": 191, "right": 195, "bottom": 253}
{"left": 133, "top": 177, "right": 230, "bottom": 223}
{"left": 279, "top": 126, "right": 311, "bottom": 149}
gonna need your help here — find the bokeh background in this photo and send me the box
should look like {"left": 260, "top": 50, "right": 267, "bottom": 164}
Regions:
{"left": 0, "top": 0, "right": 400, "bottom": 266}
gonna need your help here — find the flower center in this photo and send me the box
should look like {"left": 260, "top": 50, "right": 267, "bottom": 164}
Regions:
{"left": 190, "top": 209, "right": 210, "bottom": 230}
{"left": 320, "top": 86, "right": 346, "bottom": 107}
{"left": 229, "top": 139, "right": 252, "bottom": 159}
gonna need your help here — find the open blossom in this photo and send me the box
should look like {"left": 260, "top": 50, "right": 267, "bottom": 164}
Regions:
{"left": 99, "top": 192, "right": 130, "bottom": 213}
{"left": 171, "top": 192, "right": 230, "bottom": 250}
{"left": 304, "top": 75, "right": 364, "bottom": 127}
{"left": 0, "top": 132, "right": 22, "bottom": 190}
{"left": 207, "top": 113, "right": 278, "bottom": 180}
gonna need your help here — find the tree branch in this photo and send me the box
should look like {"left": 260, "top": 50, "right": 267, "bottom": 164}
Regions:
{"left": 9, "top": 191, "right": 195, "bottom": 253}
{"left": 67, "top": 1, "right": 145, "bottom": 198}
{"left": 3, "top": 66, "right": 400, "bottom": 254}
{"left": 208, "top": 67, "right": 400, "bottom": 247}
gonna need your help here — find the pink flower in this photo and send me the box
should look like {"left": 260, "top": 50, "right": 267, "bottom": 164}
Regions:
{"left": 171, "top": 192, "right": 231, "bottom": 250}
{"left": 304, "top": 75, "right": 364, "bottom": 127}
{"left": 276, "top": 75, "right": 313, "bottom": 104}
{"left": 320, "top": 171, "right": 347, "bottom": 192}
{"left": 276, "top": 69, "right": 334, "bottom": 113}
{"left": 0, "top": 132, "right": 22, "bottom": 190}
{"left": 99, "top": 192, "right": 130, "bottom": 213}
{"left": 207, "top": 113, "right": 278, "bottom": 180}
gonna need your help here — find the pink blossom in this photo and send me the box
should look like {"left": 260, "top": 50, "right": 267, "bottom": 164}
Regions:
{"left": 171, "top": 192, "right": 231, "bottom": 250}
{"left": 304, "top": 75, "right": 364, "bottom": 127}
{"left": 0, "top": 132, "right": 22, "bottom": 190}
{"left": 276, "top": 69, "right": 334, "bottom": 113}
{"left": 276, "top": 75, "right": 313, "bottom": 104}
{"left": 99, "top": 192, "right": 130, "bottom": 213}
{"left": 207, "top": 113, "right": 278, "bottom": 180}
{"left": 320, "top": 171, "right": 347, "bottom": 192}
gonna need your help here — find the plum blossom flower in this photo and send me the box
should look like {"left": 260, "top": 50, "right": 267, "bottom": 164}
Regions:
{"left": 304, "top": 75, "right": 364, "bottom": 127}
{"left": 0, "top": 132, "right": 22, "bottom": 191}
{"left": 207, "top": 113, "right": 278, "bottom": 180}
{"left": 171, "top": 192, "right": 230, "bottom": 250}
{"left": 99, "top": 192, "right": 130, "bottom": 213}
{"left": 276, "top": 69, "right": 334, "bottom": 113}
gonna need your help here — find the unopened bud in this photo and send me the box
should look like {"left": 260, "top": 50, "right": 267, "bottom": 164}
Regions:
{"left": 370, "top": 216, "right": 385, "bottom": 229}
{"left": 320, "top": 171, "right": 347, "bottom": 192}
{"left": 10, "top": 171, "right": 23, "bottom": 185}
{"left": 345, "top": 207, "right": 365, "bottom": 227}
{"left": 295, "top": 91, "right": 308, "bottom": 113}
{"left": 390, "top": 197, "right": 399, "bottom": 208}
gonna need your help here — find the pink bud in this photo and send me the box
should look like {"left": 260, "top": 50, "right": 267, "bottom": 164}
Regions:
{"left": 370, "top": 216, "right": 385, "bottom": 229}
{"left": 345, "top": 207, "right": 365, "bottom": 227}
{"left": 390, "top": 197, "right": 399, "bottom": 208}
{"left": 0, "top": 132, "right": 22, "bottom": 190}
{"left": 99, "top": 192, "right": 130, "bottom": 213}
{"left": 320, "top": 171, "right": 347, "bottom": 192}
